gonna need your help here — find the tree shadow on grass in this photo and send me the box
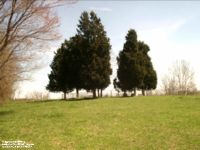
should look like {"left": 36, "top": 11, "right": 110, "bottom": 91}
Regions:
{"left": 68, "top": 97, "right": 98, "bottom": 102}
{"left": 19, "top": 96, "right": 136, "bottom": 104}
{"left": 0, "top": 110, "right": 14, "bottom": 116}
{"left": 25, "top": 97, "right": 99, "bottom": 103}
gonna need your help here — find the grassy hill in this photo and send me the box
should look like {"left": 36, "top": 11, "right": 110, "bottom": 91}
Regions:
{"left": 0, "top": 96, "right": 200, "bottom": 149}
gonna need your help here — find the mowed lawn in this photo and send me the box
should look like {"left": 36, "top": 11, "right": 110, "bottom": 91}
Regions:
{"left": 0, "top": 96, "right": 200, "bottom": 150}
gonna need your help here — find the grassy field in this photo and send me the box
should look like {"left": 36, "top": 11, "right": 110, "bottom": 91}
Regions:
{"left": 0, "top": 96, "right": 200, "bottom": 149}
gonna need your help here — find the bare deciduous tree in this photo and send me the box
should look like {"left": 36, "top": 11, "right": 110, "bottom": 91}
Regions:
{"left": 162, "top": 60, "right": 197, "bottom": 95}
{"left": 27, "top": 91, "right": 50, "bottom": 100}
{"left": 0, "top": 0, "right": 74, "bottom": 102}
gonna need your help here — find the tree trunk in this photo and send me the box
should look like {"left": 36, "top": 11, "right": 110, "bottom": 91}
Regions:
{"left": 76, "top": 88, "right": 79, "bottom": 98}
{"left": 63, "top": 92, "right": 66, "bottom": 100}
{"left": 97, "top": 89, "right": 100, "bottom": 97}
{"left": 100, "top": 89, "right": 103, "bottom": 97}
{"left": 123, "top": 91, "right": 127, "bottom": 97}
{"left": 92, "top": 89, "right": 96, "bottom": 98}
{"left": 133, "top": 88, "right": 136, "bottom": 96}
{"left": 142, "top": 89, "right": 145, "bottom": 96}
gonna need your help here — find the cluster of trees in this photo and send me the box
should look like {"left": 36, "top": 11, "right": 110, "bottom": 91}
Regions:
{"left": 0, "top": 0, "right": 63, "bottom": 103}
{"left": 47, "top": 12, "right": 157, "bottom": 99}
{"left": 162, "top": 60, "right": 197, "bottom": 95}
{"left": 0, "top": 0, "right": 158, "bottom": 102}
{"left": 47, "top": 11, "right": 112, "bottom": 99}
{"left": 2, "top": 2, "right": 197, "bottom": 102}
{"left": 114, "top": 29, "right": 157, "bottom": 96}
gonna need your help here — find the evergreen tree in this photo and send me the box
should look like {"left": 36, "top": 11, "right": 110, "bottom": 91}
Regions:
{"left": 46, "top": 40, "right": 73, "bottom": 99}
{"left": 77, "top": 11, "right": 112, "bottom": 98}
{"left": 115, "top": 30, "right": 157, "bottom": 96}
{"left": 138, "top": 41, "right": 157, "bottom": 95}
{"left": 68, "top": 35, "right": 84, "bottom": 98}
{"left": 116, "top": 29, "right": 140, "bottom": 96}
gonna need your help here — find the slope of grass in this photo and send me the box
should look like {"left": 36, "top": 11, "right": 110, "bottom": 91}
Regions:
{"left": 0, "top": 96, "right": 200, "bottom": 149}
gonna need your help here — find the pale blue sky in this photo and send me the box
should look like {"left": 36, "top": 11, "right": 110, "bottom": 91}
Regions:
{"left": 17, "top": 1, "right": 200, "bottom": 98}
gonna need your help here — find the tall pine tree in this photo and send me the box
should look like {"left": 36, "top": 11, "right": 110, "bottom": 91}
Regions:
{"left": 138, "top": 41, "right": 157, "bottom": 95}
{"left": 77, "top": 11, "right": 112, "bottom": 98}
{"left": 115, "top": 29, "right": 140, "bottom": 96}
{"left": 115, "top": 30, "right": 157, "bottom": 96}
{"left": 68, "top": 35, "right": 84, "bottom": 98}
{"left": 46, "top": 40, "right": 73, "bottom": 99}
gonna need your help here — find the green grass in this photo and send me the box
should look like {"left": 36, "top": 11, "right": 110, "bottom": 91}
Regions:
{"left": 0, "top": 96, "right": 200, "bottom": 150}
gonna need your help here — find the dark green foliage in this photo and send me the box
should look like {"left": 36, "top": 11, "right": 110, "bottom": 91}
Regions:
{"left": 47, "top": 11, "right": 112, "bottom": 99}
{"left": 143, "top": 69, "right": 157, "bottom": 90}
{"left": 67, "top": 35, "right": 83, "bottom": 97}
{"left": 46, "top": 40, "right": 73, "bottom": 99}
{"left": 77, "top": 11, "right": 112, "bottom": 98}
{"left": 115, "top": 29, "right": 140, "bottom": 95}
{"left": 114, "top": 30, "right": 157, "bottom": 96}
{"left": 138, "top": 41, "right": 157, "bottom": 95}
{"left": 123, "top": 29, "right": 138, "bottom": 53}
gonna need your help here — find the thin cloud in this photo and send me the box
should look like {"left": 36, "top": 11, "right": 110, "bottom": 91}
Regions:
{"left": 89, "top": 7, "right": 112, "bottom": 12}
